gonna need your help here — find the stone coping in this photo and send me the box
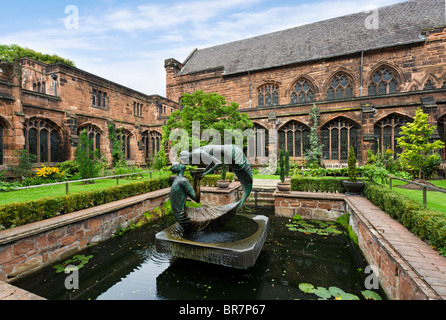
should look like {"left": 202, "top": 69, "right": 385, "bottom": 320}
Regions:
{"left": 0, "top": 188, "right": 171, "bottom": 246}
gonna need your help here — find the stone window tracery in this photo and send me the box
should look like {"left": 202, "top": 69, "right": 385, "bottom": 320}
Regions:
{"left": 291, "top": 79, "right": 314, "bottom": 104}
{"left": 78, "top": 125, "right": 101, "bottom": 154}
{"left": 368, "top": 68, "right": 399, "bottom": 96}
{"left": 327, "top": 73, "right": 353, "bottom": 100}
{"left": 278, "top": 121, "right": 310, "bottom": 157}
{"left": 374, "top": 115, "right": 411, "bottom": 157}
{"left": 258, "top": 84, "right": 279, "bottom": 107}
{"left": 321, "top": 118, "right": 358, "bottom": 161}
{"left": 26, "top": 119, "right": 63, "bottom": 163}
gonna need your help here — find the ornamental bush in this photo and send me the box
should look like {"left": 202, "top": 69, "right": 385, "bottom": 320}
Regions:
{"left": 0, "top": 176, "right": 170, "bottom": 230}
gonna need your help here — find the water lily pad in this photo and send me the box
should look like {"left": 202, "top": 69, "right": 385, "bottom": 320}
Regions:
{"left": 361, "top": 290, "right": 382, "bottom": 300}
{"left": 299, "top": 283, "right": 315, "bottom": 294}
{"left": 313, "top": 287, "right": 332, "bottom": 299}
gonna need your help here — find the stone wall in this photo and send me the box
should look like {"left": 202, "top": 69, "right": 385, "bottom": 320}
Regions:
{"left": 0, "top": 188, "right": 170, "bottom": 282}
{"left": 273, "top": 191, "right": 345, "bottom": 221}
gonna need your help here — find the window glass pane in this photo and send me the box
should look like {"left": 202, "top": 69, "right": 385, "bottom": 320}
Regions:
{"left": 265, "top": 93, "right": 271, "bottom": 106}
{"left": 345, "top": 86, "right": 353, "bottom": 98}
{"left": 307, "top": 91, "right": 314, "bottom": 103}
{"left": 40, "top": 129, "right": 48, "bottom": 163}
{"left": 127, "top": 136, "right": 131, "bottom": 159}
{"left": 302, "top": 130, "right": 310, "bottom": 154}
{"left": 336, "top": 87, "right": 343, "bottom": 100}
{"left": 294, "top": 131, "right": 301, "bottom": 157}
{"left": 287, "top": 131, "right": 293, "bottom": 156}
{"left": 368, "top": 83, "right": 376, "bottom": 96}
{"left": 394, "top": 125, "right": 403, "bottom": 156}
{"left": 383, "top": 126, "right": 392, "bottom": 151}
{"left": 298, "top": 93, "right": 305, "bottom": 104}
{"left": 373, "top": 72, "right": 382, "bottom": 83}
{"left": 279, "top": 131, "right": 286, "bottom": 152}
{"left": 327, "top": 88, "right": 334, "bottom": 100}
{"left": 340, "top": 76, "right": 348, "bottom": 87}
{"left": 272, "top": 91, "right": 279, "bottom": 105}
{"left": 51, "top": 131, "right": 61, "bottom": 163}
{"left": 96, "top": 133, "right": 101, "bottom": 153}
{"left": 331, "top": 129, "right": 339, "bottom": 161}
{"left": 340, "top": 128, "right": 348, "bottom": 160}
{"left": 350, "top": 128, "right": 358, "bottom": 157}
{"left": 28, "top": 128, "right": 38, "bottom": 162}
{"left": 389, "top": 80, "right": 398, "bottom": 94}
{"left": 378, "top": 82, "right": 387, "bottom": 95}
{"left": 291, "top": 93, "right": 297, "bottom": 104}
{"left": 322, "top": 129, "right": 330, "bottom": 160}
{"left": 258, "top": 93, "right": 264, "bottom": 108}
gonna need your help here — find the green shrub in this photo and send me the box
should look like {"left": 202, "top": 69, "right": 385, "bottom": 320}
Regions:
{"left": 291, "top": 176, "right": 345, "bottom": 193}
{"left": 0, "top": 176, "right": 170, "bottom": 230}
{"left": 184, "top": 173, "right": 234, "bottom": 187}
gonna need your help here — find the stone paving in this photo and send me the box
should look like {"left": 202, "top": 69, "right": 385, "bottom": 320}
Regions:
{"left": 0, "top": 281, "right": 45, "bottom": 300}
{"left": 347, "top": 196, "right": 446, "bottom": 299}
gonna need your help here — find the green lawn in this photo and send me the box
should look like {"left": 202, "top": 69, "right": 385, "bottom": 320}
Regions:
{"left": 390, "top": 180, "right": 446, "bottom": 214}
{"left": 253, "top": 174, "right": 280, "bottom": 180}
{"left": 0, "top": 171, "right": 170, "bottom": 206}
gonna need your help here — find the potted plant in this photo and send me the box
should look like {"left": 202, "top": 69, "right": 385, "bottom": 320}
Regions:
{"left": 277, "top": 150, "right": 291, "bottom": 192}
{"left": 342, "top": 146, "right": 365, "bottom": 195}
{"left": 217, "top": 164, "right": 230, "bottom": 188}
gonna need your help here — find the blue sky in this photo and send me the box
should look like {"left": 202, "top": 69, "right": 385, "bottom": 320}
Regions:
{"left": 0, "top": 0, "right": 406, "bottom": 96}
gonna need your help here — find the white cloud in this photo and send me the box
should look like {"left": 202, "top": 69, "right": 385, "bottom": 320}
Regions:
{"left": 0, "top": 0, "right": 407, "bottom": 96}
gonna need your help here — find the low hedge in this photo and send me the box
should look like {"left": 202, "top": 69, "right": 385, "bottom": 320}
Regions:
{"left": 291, "top": 176, "right": 346, "bottom": 193}
{"left": 185, "top": 173, "right": 234, "bottom": 187}
{"left": 0, "top": 176, "right": 170, "bottom": 230}
{"left": 363, "top": 182, "right": 446, "bottom": 253}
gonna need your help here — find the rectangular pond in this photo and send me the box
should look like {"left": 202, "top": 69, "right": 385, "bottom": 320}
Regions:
{"left": 12, "top": 207, "right": 386, "bottom": 300}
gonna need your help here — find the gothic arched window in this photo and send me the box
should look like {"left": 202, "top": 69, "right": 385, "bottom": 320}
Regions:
{"left": 291, "top": 79, "right": 314, "bottom": 104}
{"left": 116, "top": 129, "right": 132, "bottom": 160}
{"left": 321, "top": 118, "right": 359, "bottom": 161}
{"left": 253, "top": 124, "right": 269, "bottom": 159}
{"left": 374, "top": 115, "right": 411, "bottom": 157}
{"left": 258, "top": 84, "right": 279, "bottom": 107}
{"left": 143, "top": 131, "right": 162, "bottom": 159}
{"left": 278, "top": 121, "right": 310, "bottom": 157}
{"left": 368, "top": 67, "right": 399, "bottom": 96}
{"left": 436, "top": 116, "right": 446, "bottom": 161}
{"left": 327, "top": 73, "right": 353, "bottom": 100}
{"left": 26, "top": 119, "right": 63, "bottom": 163}
{"left": 78, "top": 125, "right": 101, "bottom": 154}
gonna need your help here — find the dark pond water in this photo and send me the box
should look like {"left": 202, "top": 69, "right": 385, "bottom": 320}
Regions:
{"left": 13, "top": 207, "right": 385, "bottom": 300}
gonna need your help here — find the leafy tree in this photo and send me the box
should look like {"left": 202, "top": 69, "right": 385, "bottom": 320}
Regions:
{"left": 304, "top": 105, "right": 323, "bottom": 169}
{"left": 75, "top": 130, "right": 103, "bottom": 182}
{"left": 396, "top": 108, "right": 445, "bottom": 179}
{"left": 161, "top": 90, "right": 253, "bottom": 162}
{"left": 0, "top": 44, "right": 75, "bottom": 66}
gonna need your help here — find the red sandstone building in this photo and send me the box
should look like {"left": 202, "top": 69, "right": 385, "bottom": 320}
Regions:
{"left": 0, "top": 57, "right": 179, "bottom": 169}
{"left": 1, "top": 0, "right": 446, "bottom": 170}
{"left": 165, "top": 0, "right": 446, "bottom": 166}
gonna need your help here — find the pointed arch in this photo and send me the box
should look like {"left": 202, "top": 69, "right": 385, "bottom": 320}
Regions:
{"left": 374, "top": 113, "right": 413, "bottom": 158}
{"left": 142, "top": 130, "right": 162, "bottom": 160}
{"left": 321, "top": 116, "right": 360, "bottom": 161}
{"left": 278, "top": 120, "right": 311, "bottom": 158}
{"left": 367, "top": 62, "right": 403, "bottom": 96}
{"left": 421, "top": 73, "right": 441, "bottom": 90}
{"left": 78, "top": 123, "right": 103, "bottom": 155}
{"left": 290, "top": 76, "right": 317, "bottom": 104}
{"left": 25, "top": 117, "right": 64, "bottom": 163}
{"left": 257, "top": 82, "right": 280, "bottom": 107}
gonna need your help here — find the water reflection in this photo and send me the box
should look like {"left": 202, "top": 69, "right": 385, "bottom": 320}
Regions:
{"left": 13, "top": 209, "right": 378, "bottom": 300}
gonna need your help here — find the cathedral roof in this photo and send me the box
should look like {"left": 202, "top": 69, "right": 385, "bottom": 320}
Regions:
{"left": 179, "top": 0, "right": 445, "bottom": 76}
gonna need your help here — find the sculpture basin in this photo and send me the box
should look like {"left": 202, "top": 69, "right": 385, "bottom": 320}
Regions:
{"left": 155, "top": 214, "right": 269, "bottom": 269}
